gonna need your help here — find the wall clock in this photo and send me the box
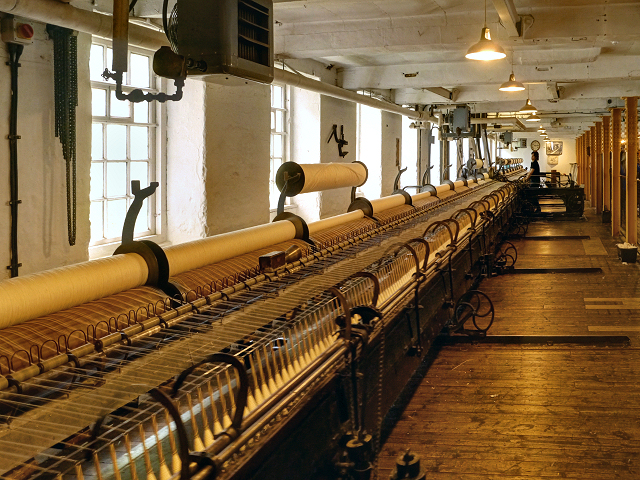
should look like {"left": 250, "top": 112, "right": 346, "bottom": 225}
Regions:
{"left": 531, "top": 140, "right": 540, "bottom": 152}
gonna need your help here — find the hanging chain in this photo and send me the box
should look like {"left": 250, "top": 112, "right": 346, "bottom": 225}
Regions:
{"left": 47, "top": 25, "right": 77, "bottom": 246}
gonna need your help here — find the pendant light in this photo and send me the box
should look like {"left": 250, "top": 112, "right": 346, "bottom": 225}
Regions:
{"left": 465, "top": 0, "right": 506, "bottom": 61}
{"left": 519, "top": 85, "right": 538, "bottom": 114}
{"left": 499, "top": 51, "right": 525, "bottom": 91}
{"left": 526, "top": 113, "right": 541, "bottom": 122}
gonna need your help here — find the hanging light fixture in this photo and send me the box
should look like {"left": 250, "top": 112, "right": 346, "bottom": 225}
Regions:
{"left": 499, "top": 51, "right": 525, "bottom": 91}
{"left": 526, "top": 113, "right": 541, "bottom": 122}
{"left": 519, "top": 85, "right": 538, "bottom": 113}
{"left": 465, "top": 0, "right": 506, "bottom": 61}
{"left": 537, "top": 125, "right": 545, "bottom": 132}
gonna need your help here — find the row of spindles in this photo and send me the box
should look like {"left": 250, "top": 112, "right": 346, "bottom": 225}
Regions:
{"left": 78, "top": 313, "right": 337, "bottom": 480}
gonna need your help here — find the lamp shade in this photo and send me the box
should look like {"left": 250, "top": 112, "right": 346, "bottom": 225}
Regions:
{"left": 519, "top": 98, "right": 537, "bottom": 114}
{"left": 526, "top": 114, "right": 541, "bottom": 122}
{"left": 465, "top": 27, "right": 506, "bottom": 61}
{"left": 499, "top": 73, "right": 525, "bottom": 92}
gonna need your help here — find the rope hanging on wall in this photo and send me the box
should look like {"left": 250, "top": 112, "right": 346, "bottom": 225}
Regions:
{"left": 47, "top": 25, "right": 78, "bottom": 246}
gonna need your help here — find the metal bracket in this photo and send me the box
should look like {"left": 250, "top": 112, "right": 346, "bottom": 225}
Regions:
{"left": 121, "top": 180, "right": 159, "bottom": 244}
{"left": 328, "top": 124, "right": 349, "bottom": 157}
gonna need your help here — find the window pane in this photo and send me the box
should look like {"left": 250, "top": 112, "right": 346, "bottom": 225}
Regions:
{"left": 134, "top": 199, "right": 149, "bottom": 234}
{"left": 130, "top": 53, "right": 150, "bottom": 88}
{"left": 106, "top": 199, "right": 127, "bottom": 239}
{"left": 90, "top": 45, "right": 104, "bottom": 81}
{"left": 130, "top": 161, "right": 148, "bottom": 187}
{"left": 275, "top": 110, "right": 284, "bottom": 133}
{"left": 106, "top": 162, "right": 127, "bottom": 197}
{"left": 92, "top": 124, "right": 103, "bottom": 160}
{"left": 90, "top": 162, "right": 104, "bottom": 200}
{"left": 130, "top": 126, "right": 149, "bottom": 160}
{"left": 106, "top": 124, "right": 127, "bottom": 160}
{"left": 92, "top": 88, "right": 106, "bottom": 116}
{"left": 272, "top": 85, "right": 283, "bottom": 108}
{"left": 110, "top": 91, "right": 130, "bottom": 118}
{"left": 133, "top": 102, "right": 149, "bottom": 123}
{"left": 271, "top": 111, "right": 275, "bottom": 130}
{"left": 272, "top": 134, "right": 283, "bottom": 157}
{"left": 90, "top": 201, "right": 104, "bottom": 241}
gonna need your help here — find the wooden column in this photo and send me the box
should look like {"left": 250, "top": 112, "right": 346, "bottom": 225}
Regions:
{"left": 577, "top": 136, "right": 582, "bottom": 184}
{"left": 603, "top": 116, "right": 611, "bottom": 212}
{"left": 626, "top": 97, "right": 638, "bottom": 244}
{"left": 612, "top": 108, "right": 622, "bottom": 236}
{"left": 585, "top": 129, "right": 592, "bottom": 204}
{"left": 595, "top": 121, "right": 603, "bottom": 214}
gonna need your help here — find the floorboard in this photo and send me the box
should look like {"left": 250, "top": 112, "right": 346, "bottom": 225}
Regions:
{"left": 378, "top": 209, "right": 640, "bottom": 479}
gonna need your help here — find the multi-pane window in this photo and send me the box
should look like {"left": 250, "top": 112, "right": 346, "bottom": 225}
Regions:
{"left": 270, "top": 84, "right": 288, "bottom": 208}
{"left": 89, "top": 42, "right": 160, "bottom": 245}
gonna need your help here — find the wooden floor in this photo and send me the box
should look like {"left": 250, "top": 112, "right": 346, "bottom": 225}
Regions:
{"left": 378, "top": 210, "right": 640, "bottom": 479}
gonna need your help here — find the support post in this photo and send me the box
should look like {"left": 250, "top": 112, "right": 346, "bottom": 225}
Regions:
{"left": 585, "top": 129, "right": 592, "bottom": 204}
{"left": 603, "top": 116, "right": 611, "bottom": 213}
{"left": 595, "top": 121, "right": 603, "bottom": 214}
{"left": 625, "top": 97, "right": 638, "bottom": 244}
{"left": 612, "top": 108, "right": 622, "bottom": 236}
{"left": 591, "top": 127, "right": 597, "bottom": 208}
{"left": 576, "top": 137, "right": 580, "bottom": 184}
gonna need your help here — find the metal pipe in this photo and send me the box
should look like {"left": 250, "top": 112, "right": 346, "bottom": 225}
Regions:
{"left": 112, "top": 0, "right": 129, "bottom": 73}
{"left": 7, "top": 43, "right": 23, "bottom": 278}
{"left": 273, "top": 69, "right": 436, "bottom": 122}
{"left": 0, "top": 0, "right": 167, "bottom": 50}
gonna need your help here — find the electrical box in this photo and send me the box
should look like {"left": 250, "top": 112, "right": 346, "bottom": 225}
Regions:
{"left": 174, "top": 0, "right": 274, "bottom": 84}
{"left": 2, "top": 17, "right": 34, "bottom": 45}
{"left": 502, "top": 131, "right": 513, "bottom": 145}
{"left": 451, "top": 106, "right": 471, "bottom": 132}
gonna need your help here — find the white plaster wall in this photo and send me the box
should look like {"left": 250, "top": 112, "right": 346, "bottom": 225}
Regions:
{"left": 290, "top": 86, "right": 321, "bottom": 223}
{"left": 381, "top": 112, "right": 402, "bottom": 196}
{"left": 498, "top": 133, "right": 577, "bottom": 175}
{"left": 0, "top": 25, "right": 91, "bottom": 280}
{"left": 357, "top": 104, "right": 382, "bottom": 200}
{"left": 204, "top": 82, "right": 271, "bottom": 235}
{"left": 319, "top": 96, "right": 358, "bottom": 218}
{"left": 166, "top": 78, "right": 207, "bottom": 245}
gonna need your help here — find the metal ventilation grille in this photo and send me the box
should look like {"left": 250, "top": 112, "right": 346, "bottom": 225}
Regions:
{"left": 238, "top": 0, "right": 270, "bottom": 66}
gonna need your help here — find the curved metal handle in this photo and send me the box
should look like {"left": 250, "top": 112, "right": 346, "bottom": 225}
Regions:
{"left": 172, "top": 353, "right": 249, "bottom": 439}
{"left": 121, "top": 181, "right": 159, "bottom": 244}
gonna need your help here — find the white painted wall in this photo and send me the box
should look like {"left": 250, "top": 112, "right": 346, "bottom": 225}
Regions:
{"left": 319, "top": 95, "right": 358, "bottom": 218}
{"left": 381, "top": 111, "right": 402, "bottom": 196}
{"left": 166, "top": 78, "right": 207, "bottom": 245}
{"left": 498, "top": 133, "right": 577, "bottom": 175}
{"left": 0, "top": 25, "right": 91, "bottom": 280}
{"left": 204, "top": 82, "right": 271, "bottom": 235}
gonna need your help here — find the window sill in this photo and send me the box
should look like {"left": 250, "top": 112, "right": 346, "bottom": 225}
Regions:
{"left": 89, "top": 235, "right": 169, "bottom": 260}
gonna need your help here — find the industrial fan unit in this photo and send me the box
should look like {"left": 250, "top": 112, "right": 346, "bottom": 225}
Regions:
{"left": 160, "top": 0, "right": 274, "bottom": 84}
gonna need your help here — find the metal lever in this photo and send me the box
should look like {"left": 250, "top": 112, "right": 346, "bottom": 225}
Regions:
{"left": 121, "top": 180, "right": 159, "bottom": 244}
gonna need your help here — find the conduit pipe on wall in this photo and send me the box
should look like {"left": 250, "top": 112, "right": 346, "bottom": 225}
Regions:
{"left": 0, "top": 0, "right": 167, "bottom": 50}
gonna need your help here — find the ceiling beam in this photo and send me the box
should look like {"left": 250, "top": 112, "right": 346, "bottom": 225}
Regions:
{"left": 339, "top": 56, "right": 640, "bottom": 90}
{"left": 491, "top": 0, "right": 520, "bottom": 37}
{"left": 423, "top": 87, "right": 459, "bottom": 102}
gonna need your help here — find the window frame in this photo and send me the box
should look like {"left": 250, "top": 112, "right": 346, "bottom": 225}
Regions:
{"left": 89, "top": 39, "right": 166, "bottom": 257}
{"left": 269, "top": 82, "right": 290, "bottom": 210}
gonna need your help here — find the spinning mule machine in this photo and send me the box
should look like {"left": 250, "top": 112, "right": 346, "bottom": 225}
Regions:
{"left": 0, "top": 160, "right": 527, "bottom": 480}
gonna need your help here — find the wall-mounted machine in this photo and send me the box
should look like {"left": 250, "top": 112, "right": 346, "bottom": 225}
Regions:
{"left": 105, "top": 0, "right": 274, "bottom": 104}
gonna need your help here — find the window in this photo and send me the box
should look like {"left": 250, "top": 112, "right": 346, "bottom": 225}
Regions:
{"left": 89, "top": 41, "right": 162, "bottom": 247}
{"left": 356, "top": 103, "right": 382, "bottom": 199}
{"left": 270, "top": 84, "right": 289, "bottom": 209}
{"left": 401, "top": 116, "right": 418, "bottom": 188}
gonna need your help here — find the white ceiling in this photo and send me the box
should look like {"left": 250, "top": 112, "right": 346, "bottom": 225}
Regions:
{"left": 271, "top": 0, "right": 640, "bottom": 135}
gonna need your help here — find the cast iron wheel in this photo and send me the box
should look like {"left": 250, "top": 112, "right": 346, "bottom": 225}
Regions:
{"left": 451, "top": 290, "right": 495, "bottom": 334}
{"left": 495, "top": 241, "right": 517, "bottom": 268}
